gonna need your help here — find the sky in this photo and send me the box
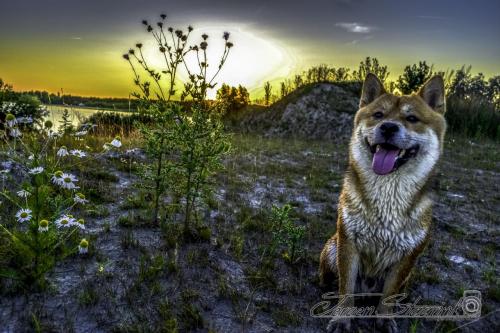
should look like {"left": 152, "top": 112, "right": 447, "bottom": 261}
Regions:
{"left": 0, "top": 0, "right": 499, "bottom": 98}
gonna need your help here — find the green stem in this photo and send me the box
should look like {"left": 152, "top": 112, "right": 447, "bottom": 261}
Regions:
{"left": 153, "top": 150, "right": 163, "bottom": 224}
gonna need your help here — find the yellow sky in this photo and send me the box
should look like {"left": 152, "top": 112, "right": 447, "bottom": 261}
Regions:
{"left": 1, "top": 25, "right": 498, "bottom": 99}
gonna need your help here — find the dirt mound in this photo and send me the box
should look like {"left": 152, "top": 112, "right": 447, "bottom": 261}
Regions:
{"left": 228, "top": 82, "right": 361, "bottom": 141}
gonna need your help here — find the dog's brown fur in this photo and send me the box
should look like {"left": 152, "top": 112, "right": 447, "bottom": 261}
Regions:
{"left": 319, "top": 73, "right": 446, "bottom": 332}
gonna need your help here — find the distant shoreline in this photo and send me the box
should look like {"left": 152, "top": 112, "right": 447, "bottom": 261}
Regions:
{"left": 43, "top": 104, "right": 134, "bottom": 113}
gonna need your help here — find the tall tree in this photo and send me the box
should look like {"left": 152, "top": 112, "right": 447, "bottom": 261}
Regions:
{"left": 396, "top": 61, "right": 434, "bottom": 94}
{"left": 264, "top": 81, "right": 272, "bottom": 106}
{"left": 294, "top": 75, "right": 303, "bottom": 89}
{"left": 216, "top": 83, "right": 249, "bottom": 110}
{"left": 353, "top": 57, "right": 390, "bottom": 82}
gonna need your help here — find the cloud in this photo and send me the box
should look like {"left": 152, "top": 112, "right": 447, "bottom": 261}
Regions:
{"left": 71, "top": 37, "right": 82, "bottom": 40}
{"left": 347, "top": 35, "right": 373, "bottom": 45}
{"left": 335, "top": 22, "right": 374, "bottom": 33}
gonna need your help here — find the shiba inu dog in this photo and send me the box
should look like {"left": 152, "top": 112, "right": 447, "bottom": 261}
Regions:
{"left": 319, "top": 73, "right": 446, "bottom": 332}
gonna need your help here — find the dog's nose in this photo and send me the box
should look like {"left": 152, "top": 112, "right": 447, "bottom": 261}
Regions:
{"left": 380, "top": 122, "right": 400, "bottom": 139}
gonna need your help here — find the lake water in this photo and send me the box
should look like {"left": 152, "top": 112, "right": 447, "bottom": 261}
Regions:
{"left": 44, "top": 105, "right": 130, "bottom": 130}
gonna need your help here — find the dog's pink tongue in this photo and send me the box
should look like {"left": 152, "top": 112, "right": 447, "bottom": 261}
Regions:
{"left": 372, "top": 147, "right": 399, "bottom": 175}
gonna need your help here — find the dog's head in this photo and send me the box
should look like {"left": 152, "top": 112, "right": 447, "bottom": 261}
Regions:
{"left": 351, "top": 73, "right": 446, "bottom": 177}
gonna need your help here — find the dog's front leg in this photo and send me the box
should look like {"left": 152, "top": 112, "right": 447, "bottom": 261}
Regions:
{"left": 376, "top": 254, "right": 417, "bottom": 333}
{"left": 327, "top": 228, "right": 360, "bottom": 333}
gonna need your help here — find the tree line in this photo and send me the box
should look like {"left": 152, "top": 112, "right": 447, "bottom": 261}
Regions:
{"left": 259, "top": 57, "right": 499, "bottom": 109}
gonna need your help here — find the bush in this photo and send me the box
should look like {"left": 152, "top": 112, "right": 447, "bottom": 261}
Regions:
{"left": 85, "top": 112, "right": 153, "bottom": 137}
{"left": 216, "top": 84, "right": 249, "bottom": 111}
{"left": 446, "top": 97, "right": 500, "bottom": 140}
{"left": 397, "top": 61, "right": 434, "bottom": 94}
{"left": 0, "top": 119, "right": 97, "bottom": 291}
{"left": 1, "top": 93, "right": 45, "bottom": 129}
{"left": 123, "top": 13, "right": 233, "bottom": 233}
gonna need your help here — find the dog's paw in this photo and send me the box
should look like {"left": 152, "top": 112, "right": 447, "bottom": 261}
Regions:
{"left": 376, "top": 318, "right": 399, "bottom": 333}
{"left": 326, "top": 318, "right": 351, "bottom": 333}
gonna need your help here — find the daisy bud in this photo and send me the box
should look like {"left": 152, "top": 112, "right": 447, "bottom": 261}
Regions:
{"left": 74, "top": 192, "right": 88, "bottom": 205}
{"left": 75, "top": 219, "right": 86, "bottom": 230}
{"left": 38, "top": 220, "right": 49, "bottom": 232}
{"left": 6, "top": 114, "right": 17, "bottom": 127}
{"left": 79, "top": 239, "right": 89, "bottom": 254}
{"left": 111, "top": 137, "right": 122, "bottom": 148}
{"left": 57, "top": 146, "right": 69, "bottom": 157}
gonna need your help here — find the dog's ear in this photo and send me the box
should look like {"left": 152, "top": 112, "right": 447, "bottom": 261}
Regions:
{"left": 419, "top": 75, "right": 446, "bottom": 114}
{"left": 360, "top": 73, "right": 386, "bottom": 108}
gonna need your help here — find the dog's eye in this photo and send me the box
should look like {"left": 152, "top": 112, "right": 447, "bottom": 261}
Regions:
{"left": 406, "top": 115, "right": 419, "bottom": 123}
{"left": 373, "top": 111, "right": 384, "bottom": 119}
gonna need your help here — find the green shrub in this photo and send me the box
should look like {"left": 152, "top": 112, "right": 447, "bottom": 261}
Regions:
{"left": 446, "top": 97, "right": 500, "bottom": 140}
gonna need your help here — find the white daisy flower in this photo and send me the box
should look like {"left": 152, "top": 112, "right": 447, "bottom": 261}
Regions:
{"left": 78, "top": 239, "right": 89, "bottom": 254}
{"left": 9, "top": 128, "right": 22, "bottom": 138}
{"left": 6, "top": 114, "right": 17, "bottom": 127}
{"left": 48, "top": 131, "right": 61, "bottom": 139}
{"left": 57, "top": 146, "right": 69, "bottom": 157}
{"left": 16, "top": 208, "right": 32, "bottom": 223}
{"left": 51, "top": 170, "right": 64, "bottom": 186}
{"left": 1, "top": 161, "right": 12, "bottom": 170}
{"left": 18, "top": 116, "right": 33, "bottom": 124}
{"left": 59, "top": 173, "right": 79, "bottom": 190}
{"left": 74, "top": 131, "right": 88, "bottom": 137}
{"left": 28, "top": 154, "right": 34, "bottom": 160}
{"left": 74, "top": 218, "right": 85, "bottom": 230}
{"left": 55, "top": 215, "right": 76, "bottom": 228}
{"left": 70, "top": 149, "right": 86, "bottom": 158}
{"left": 74, "top": 193, "right": 88, "bottom": 205}
{"left": 38, "top": 219, "right": 49, "bottom": 232}
{"left": 16, "top": 189, "right": 31, "bottom": 198}
{"left": 110, "top": 137, "right": 122, "bottom": 148}
{"left": 29, "top": 166, "right": 44, "bottom": 175}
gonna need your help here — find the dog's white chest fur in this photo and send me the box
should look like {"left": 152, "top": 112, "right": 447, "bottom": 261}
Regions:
{"left": 342, "top": 176, "right": 431, "bottom": 275}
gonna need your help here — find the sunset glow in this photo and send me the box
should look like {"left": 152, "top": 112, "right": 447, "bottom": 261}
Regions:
{"left": 0, "top": 0, "right": 499, "bottom": 98}
{"left": 142, "top": 24, "right": 297, "bottom": 99}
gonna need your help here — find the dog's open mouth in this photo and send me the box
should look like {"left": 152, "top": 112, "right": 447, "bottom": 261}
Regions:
{"left": 365, "top": 139, "right": 419, "bottom": 175}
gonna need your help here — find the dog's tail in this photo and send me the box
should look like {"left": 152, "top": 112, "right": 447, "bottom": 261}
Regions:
{"left": 319, "top": 233, "right": 338, "bottom": 287}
